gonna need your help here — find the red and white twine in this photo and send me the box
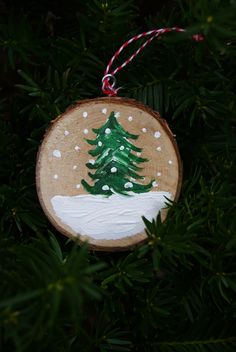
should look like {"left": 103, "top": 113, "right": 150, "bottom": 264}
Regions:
{"left": 102, "top": 27, "right": 204, "bottom": 96}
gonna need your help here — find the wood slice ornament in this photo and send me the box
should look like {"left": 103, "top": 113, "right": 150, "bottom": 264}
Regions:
{"left": 36, "top": 27, "right": 203, "bottom": 250}
{"left": 36, "top": 97, "right": 182, "bottom": 250}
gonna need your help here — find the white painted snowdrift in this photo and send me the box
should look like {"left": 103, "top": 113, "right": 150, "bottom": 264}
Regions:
{"left": 51, "top": 192, "right": 172, "bottom": 240}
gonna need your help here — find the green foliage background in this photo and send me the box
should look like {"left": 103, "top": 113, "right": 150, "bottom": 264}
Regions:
{"left": 0, "top": 0, "right": 235, "bottom": 351}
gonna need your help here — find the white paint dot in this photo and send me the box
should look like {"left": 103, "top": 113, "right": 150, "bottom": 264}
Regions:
{"left": 105, "top": 128, "right": 111, "bottom": 134}
{"left": 154, "top": 131, "right": 161, "bottom": 139}
{"left": 156, "top": 146, "right": 162, "bottom": 151}
{"left": 74, "top": 145, "right": 80, "bottom": 151}
{"left": 114, "top": 112, "right": 120, "bottom": 118}
{"left": 120, "top": 146, "right": 125, "bottom": 150}
{"left": 64, "top": 130, "right": 69, "bottom": 136}
{"left": 89, "top": 159, "right": 95, "bottom": 165}
{"left": 142, "top": 128, "right": 147, "bottom": 133}
{"left": 130, "top": 177, "right": 136, "bottom": 182}
{"left": 83, "top": 111, "right": 88, "bottom": 118}
{"left": 152, "top": 181, "right": 158, "bottom": 187}
{"left": 111, "top": 167, "right": 117, "bottom": 173}
{"left": 53, "top": 150, "right": 61, "bottom": 158}
{"left": 83, "top": 129, "right": 89, "bottom": 134}
{"left": 157, "top": 172, "right": 161, "bottom": 176}
{"left": 102, "top": 108, "right": 107, "bottom": 114}
{"left": 76, "top": 184, "right": 81, "bottom": 189}
{"left": 124, "top": 182, "right": 133, "bottom": 189}
{"left": 137, "top": 152, "right": 141, "bottom": 157}
{"left": 98, "top": 141, "right": 102, "bottom": 147}
{"left": 73, "top": 165, "right": 77, "bottom": 170}
{"left": 102, "top": 185, "right": 109, "bottom": 191}
{"left": 128, "top": 116, "right": 133, "bottom": 121}
{"left": 168, "top": 160, "right": 173, "bottom": 164}
{"left": 53, "top": 174, "right": 58, "bottom": 179}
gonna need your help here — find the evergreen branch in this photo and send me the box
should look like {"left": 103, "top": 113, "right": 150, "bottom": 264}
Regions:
{"left": 155, "top": 337, "right": 236, "bottom": 347}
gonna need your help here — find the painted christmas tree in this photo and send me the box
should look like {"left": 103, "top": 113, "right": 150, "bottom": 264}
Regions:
{"left": 81, "top": 112, "right": 153, "bottom": 196}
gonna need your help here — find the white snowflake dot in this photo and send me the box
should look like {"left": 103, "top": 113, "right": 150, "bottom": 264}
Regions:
{"left": 124, "top": 182, "right": 133, "bottom": 189}
{"left": 83, "top": 128, "right": 89, "bottom": 134}
{"left": 130, "top": 177, "right": 136, "bottom": 182}
{"left": 152, "top": 181, "right": 158, "bottom": 187}
{"left": 111, "top": 167, "right": 117, "bottom": 173}
{"left": 89, "top": 159, "right": 95, "bottom": 165}
{"left": 168, "top": 160, "right": 173, "bottom": 164}
{"left": 83, "top": 111, "right": 88, "bottom": 118}
{"left": 102, "top": 108, "right": 107, "bottom": 114}
{"left": 105, "top": 128, "right": 111, "bottom": 134}
{"left": 53, "top": 174, "right": 58, "bottom": 179}
{"left": 102, "top": 185, "right": 109, "bottom": 191}
{"left": 76, "top": 184, "right": 81, "bottom": 189}
{"left": 137, "top": 152, "right": 141, "bottom": 157}
{"left": 128, "top": 116, "right": 133, "bottom": 121}
{"left": 157, "top": 172, "right": 161, "bottom": 176}
{"left": 114, "top": 112, "right": 120, "bottom": 118}
{"left": 120, "top": 146, "right": 125, "bottom": 150}
{"left": 98, "top": 141, "right": 102, "bottom": 147}
{"left": 52, "top": 150, "right": 61, "bottom": 158}
{"left": 73, "top": 165, "right": 77, "bottom": 170}
{"left": 64, "top": 130, "right": 69, "bottom": 136}
{"left": 142, "top": 128, "right": 147, "bottom": 133}
{"left": 74, "top": 145, "right": 80, "bottom": 151}
{"left": 156, "top": 146, "right": 162, "bottom": 151}
{"left": 154, "top": 131, "right": 161, "bottom": 139}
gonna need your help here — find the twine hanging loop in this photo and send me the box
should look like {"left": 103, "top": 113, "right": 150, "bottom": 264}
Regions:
{"left": 101, "top": 27, "right": 204, "bottom": 96}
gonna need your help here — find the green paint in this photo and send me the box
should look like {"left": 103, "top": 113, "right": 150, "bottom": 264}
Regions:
{"left": 81, "top": 111, "right": 153, "bottom": 196}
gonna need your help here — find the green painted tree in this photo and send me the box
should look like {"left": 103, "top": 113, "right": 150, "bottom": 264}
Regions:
{"left": 81, "top": 112, "right": 153, "bottom": 196}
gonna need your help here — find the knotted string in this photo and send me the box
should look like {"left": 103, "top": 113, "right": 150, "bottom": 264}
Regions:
{"left": 101, "top": 27, "right": 204, "bottom": 96}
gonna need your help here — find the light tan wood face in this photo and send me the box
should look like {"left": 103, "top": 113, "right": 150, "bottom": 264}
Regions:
{"left": 36, "top": 97, "right": 182, "bottom": 251}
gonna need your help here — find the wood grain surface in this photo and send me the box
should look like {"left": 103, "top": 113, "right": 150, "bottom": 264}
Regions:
{"left": 36, "top": 97, "right": 182, "bottom": 251}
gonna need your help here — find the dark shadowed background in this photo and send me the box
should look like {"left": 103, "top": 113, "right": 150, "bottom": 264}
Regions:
{"left": 0, "top": 0, "right": 236, "bottom": 351}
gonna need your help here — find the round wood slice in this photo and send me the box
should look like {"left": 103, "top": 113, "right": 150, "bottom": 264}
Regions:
{"left": 36, "top": 97, "right": 182, "bottom": 251}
